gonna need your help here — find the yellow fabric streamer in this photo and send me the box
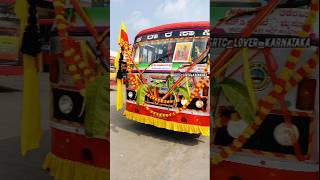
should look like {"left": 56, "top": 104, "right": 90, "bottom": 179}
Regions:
{"left": 20, "top": 55, "right": 42, "bottom": 156}
{"left": 116, "top": 79, "right": 123, "bottom": 111}
{"left": 15, "top": 0, "right": 42, "bottom": 156}
{"left": 118, "top": 22, "right": 128, "bottom": 43}
{"left": 43, "top": 152, "right": 109, "bottom": 180}
{"left": 114, "top": 48, "right": 120, "bottom": 72}
{"left": 124, "top": 110, "right": 210, "bottom": 136}
{"left": 116, "top": 22, "right": 128, "bottom": 111}
{"left": 242, "top": 48, "right": 257, "bottom": 112}
{"left": 14, "top": 0, "right": 28, "bottom": 44}
{"left": 115, "top": 49, "right": 123, "bottom": 111}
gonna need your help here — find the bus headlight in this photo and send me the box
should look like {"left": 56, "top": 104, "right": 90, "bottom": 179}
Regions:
{"left": 227, "top": 119, "right": 248, "bottom": 138}
{"left": 128, "top": 91, "right": 134, "bottom": 99}
{"left": 181, "top": 99, "right": 188, "bottom": 105}
{"left": 195, "top": 100, "right": 204, "bottom": 108}
{"left": 58, "top": 95, "right": 73, "bottom": 114}
{"left": 274, "top": 123, "right": 299, "bottom": 146}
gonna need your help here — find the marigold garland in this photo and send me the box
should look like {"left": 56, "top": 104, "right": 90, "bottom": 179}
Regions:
{"left": 53, "top": 0, "right": 98, "bottom": 93}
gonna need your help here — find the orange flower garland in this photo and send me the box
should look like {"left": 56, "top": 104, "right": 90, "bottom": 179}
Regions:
{"left": 53, "top": 0, "right": 97, "bottom": 93}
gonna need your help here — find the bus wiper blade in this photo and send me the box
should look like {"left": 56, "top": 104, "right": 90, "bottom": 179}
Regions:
{"left": 141, "top": 54, "right": 168, "bottom": 74}
{"left": 278, "top": 0, "right": 311, "bottom": 8}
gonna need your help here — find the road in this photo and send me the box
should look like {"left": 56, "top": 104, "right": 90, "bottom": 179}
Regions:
{"left": 110, "top": 89, "right": 210, "bottom": 180}
{"left": 0, "top": 74, "right": 52, "bottom": 180}
{"left": 0, "top": 74, "right": 50, "bottom": 140}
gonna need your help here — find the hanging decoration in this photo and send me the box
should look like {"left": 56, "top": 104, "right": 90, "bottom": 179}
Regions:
{"left": 115, "top": 22, "right": 128, "bottom": 111}
{"left": 15, "top": 0, "right": 43, "bottom": 156}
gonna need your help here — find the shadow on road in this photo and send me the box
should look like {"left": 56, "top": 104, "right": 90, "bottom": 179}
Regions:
{"left": 0, "top": 86, "right": 21, "bottom": 93}
{"left": 110, "top": 105, "right": 207, "bottom": 146}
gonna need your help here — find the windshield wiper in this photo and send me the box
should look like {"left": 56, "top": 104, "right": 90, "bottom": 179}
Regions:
{"left": 141, "top": 54, "right": 169, "bottom": 74}
{"left": 278, "top": 0, "right": 311, "bottom": 8}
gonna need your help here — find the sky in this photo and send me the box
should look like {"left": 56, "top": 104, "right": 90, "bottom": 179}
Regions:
{"left": 110, "top": 0, "right": 209, "bottom": 54}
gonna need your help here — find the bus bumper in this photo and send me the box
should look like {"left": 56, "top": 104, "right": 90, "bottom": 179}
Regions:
{"left": 124, "top": 101, "right": 210, "bottom": 136}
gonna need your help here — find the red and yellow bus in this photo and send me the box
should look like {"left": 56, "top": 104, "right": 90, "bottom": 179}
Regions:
{"left": 120, "top": 22, "right": 210, "bottom": 136}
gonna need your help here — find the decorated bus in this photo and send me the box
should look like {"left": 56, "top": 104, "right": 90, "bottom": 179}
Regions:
{"left": 116, "top": 22, "right": 211, "bottom": 136}
{"left": 210, "top": 0, "right": 319, "bottom": 179}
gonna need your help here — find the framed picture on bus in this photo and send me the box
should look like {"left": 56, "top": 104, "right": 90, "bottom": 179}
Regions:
{"left": 172, "top": 42, "right": 193, "bottom": 62}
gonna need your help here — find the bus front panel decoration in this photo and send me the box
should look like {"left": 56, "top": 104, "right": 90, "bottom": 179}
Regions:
{"left": 116, "top": 22, "right": 211, "bottom": 136}
{"left": 210, "top": 0, "right": 319, "bottom": 180}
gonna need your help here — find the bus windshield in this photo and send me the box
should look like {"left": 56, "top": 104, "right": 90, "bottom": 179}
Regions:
{"left": 133, "top": 37, "right": 208, "bottom": 64}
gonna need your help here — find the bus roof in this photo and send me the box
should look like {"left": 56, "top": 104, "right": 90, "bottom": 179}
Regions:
{"left": 136, "top": 21, "right": 209, "bottom": 37}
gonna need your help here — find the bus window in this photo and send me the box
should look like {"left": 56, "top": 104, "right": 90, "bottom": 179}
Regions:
{"left": 133, "top": 37, "right": 208, "bottom": 64}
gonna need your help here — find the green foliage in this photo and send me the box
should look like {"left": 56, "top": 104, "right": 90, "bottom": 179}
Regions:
{"left": 220, "top": 78, "right": 255, "bottom": 123}
{"left": 152, "top": 80, "right": 165, "bottom": 88}
{"left": 136, "top": 84, "right": 147, "bottom": 105}
{"left": 166, "top": 75, "right": 174, "bottom": 88}
{"left": 84, "top": 75, "right": 109, "bottom": 138}
{"left": 176, "top": 87, "right": 190, "bottom": 101}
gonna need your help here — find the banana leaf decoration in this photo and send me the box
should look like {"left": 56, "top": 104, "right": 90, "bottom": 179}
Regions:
{"left": 153, "top": 80, "right": 165, "bottom": 88}
{"left": 219, "top": 78, "right": 255, "bottom": 124}
{"left": 166, "top": 75, "right": 176, "bottom": 102}
{"left": 176, "top": 86, "right": 190, "bottom": 100}
{"left": 136, "top": 84, "right": 147, "bottom": 105}
{"left": 150, "top": 80, "right": 163, "bottom": 96}
{"left": 166, "top": 75, "right": 190, "bottom": 102}
{"left": 135, "top": 75, "right": 190, "bottom": 106}
{"left": 84, "top": 75, "right": 109, "bottom": 138}
{"left": 166, "top": 75, "right": 174, "bottom": 89}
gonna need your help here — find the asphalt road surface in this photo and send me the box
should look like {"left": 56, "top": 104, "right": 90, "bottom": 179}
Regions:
{"left": 110, "top": 89, "right": 210, "bottom": 180}
{"left": 0, "top": 74, "right": 52, "bottom": 180}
